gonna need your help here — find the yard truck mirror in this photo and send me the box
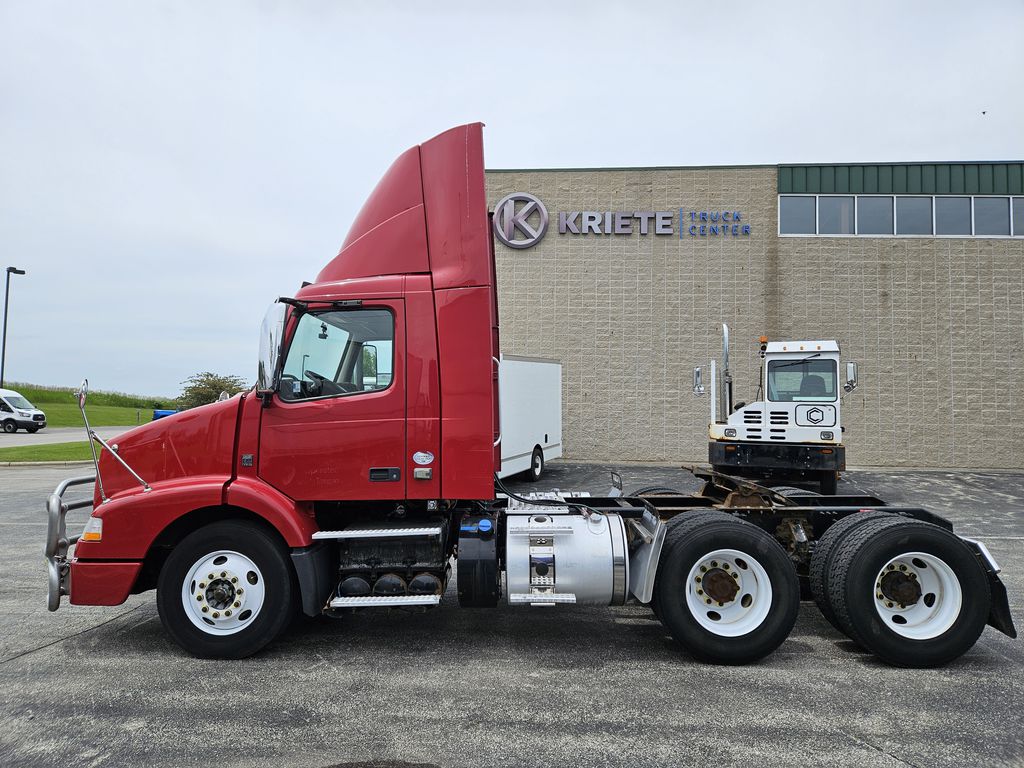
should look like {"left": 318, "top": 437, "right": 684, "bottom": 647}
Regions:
{"left": 257, "top": 302, "right": 288, "bottom": 396}
{"left": 844, "top": 361, "right": 859, "bottom": 393}
{"left": 692, "top": 366, "right": 705, "bottom": 396}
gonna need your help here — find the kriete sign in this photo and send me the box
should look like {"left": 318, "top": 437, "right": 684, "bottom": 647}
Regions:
{"left": 492, "top": 192, "right": 751, "bottom": 250}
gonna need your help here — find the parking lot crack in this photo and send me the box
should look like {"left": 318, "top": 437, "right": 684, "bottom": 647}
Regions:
{"left": 0, "top": 603, "right": 147, "bottom": 665}
{"left": 840, "top": 731, "right": 924, "bottom": 768}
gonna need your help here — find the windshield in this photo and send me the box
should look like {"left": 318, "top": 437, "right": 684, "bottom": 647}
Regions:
{"left": 6, "top": 396, "right": 34, "bottom": 409}
{"left": 767, "top": 359, "right": 838, "bottom": 402}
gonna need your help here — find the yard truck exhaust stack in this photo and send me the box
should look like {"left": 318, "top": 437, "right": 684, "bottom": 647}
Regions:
{"left": 43, "top": 124, "right": 1015, "bottom": 668}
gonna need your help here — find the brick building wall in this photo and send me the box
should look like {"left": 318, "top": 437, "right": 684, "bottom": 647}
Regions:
{"left": 486, "top": 167, "right": 1024, "bottom": 469}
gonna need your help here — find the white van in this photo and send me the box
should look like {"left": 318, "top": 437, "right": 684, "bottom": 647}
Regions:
{"left": 0, "top": 388, "right": 47, "bottom": 433}
{"left": 497, "top": 356, "right": 562, "bottom": 481}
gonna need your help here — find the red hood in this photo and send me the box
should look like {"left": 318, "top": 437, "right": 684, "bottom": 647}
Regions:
{"left": 95, "top": 395, "right": 243, "bottom": 502}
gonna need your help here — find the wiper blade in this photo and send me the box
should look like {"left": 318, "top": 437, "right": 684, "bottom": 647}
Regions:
{"left": 773, "top": 353, "right": 821, "bottom": 369}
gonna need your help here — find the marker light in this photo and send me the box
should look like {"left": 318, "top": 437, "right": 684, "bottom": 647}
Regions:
{"left": 81, "top": 517, "right": 103, "bottom": 542}
{"left": 759, "top": 335, "right": 768, "bottom": 344}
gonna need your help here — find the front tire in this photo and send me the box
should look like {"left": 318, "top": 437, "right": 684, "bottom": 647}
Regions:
{"left": 26, "top": 426, "right": 38, "bottom": 433}
{"left": 157, "top": 521, "right": 297, "bottom": 658}
{"left": 829, "top": 518, "right": 990, "bottom": 667}
{"left": 3, "top": 420, "right": 16, "bottom": 433}
{"left": 654, "top": 514, "right": 799, "bottom": 664}
{"left": 524, "top": 447, "right": 544, "bottom": 482}
{"left": 819, "top": 470, "right": 838, "bottom": 495}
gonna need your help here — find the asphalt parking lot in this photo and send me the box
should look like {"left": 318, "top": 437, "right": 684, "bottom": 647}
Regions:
{"left": 1, "top": 463, "right": 1022, "bottom": 768}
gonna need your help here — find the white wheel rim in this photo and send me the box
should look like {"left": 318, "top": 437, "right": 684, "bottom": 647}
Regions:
{"left": 872, "top": 551, "right": 962, "bottom": 640}
{"left": 685, "top": 548, "right": 773, "bottom": 637}
{"left": 533, "top": 454, "right": 542, "bottom": 474}
{"left": 180, "top": 550, "right": 265, "bottom": 636}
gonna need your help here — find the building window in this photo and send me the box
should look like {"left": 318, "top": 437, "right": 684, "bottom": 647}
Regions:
{"left": 975, "top": 197, "right": 1010, "bottom": 236}
{"left": 779, "top": 196, "right": 816, "bottom": 234}
{"left": 780, "top": 194, "right": 1021, "bottom": 237}
{"left": 934, "top": 197, "right": 971, "bottom": 235}
{"left": 818, "top": 196, "right": 855, "bottom": 234}
{"left": 896, "top": 197, "right": 933, "bottom": 235}
{"left": 857, "top": 196, "right": 894, "bottom": 235}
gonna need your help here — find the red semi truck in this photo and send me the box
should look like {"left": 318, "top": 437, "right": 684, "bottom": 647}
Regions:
{"left": 45, "top": 124, "right": 1015, "bottom": 666}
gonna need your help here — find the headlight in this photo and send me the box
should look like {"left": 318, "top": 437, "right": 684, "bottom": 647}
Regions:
{"left": 724, "top": 428, "right": 737, "bottom": 438}
{"left": 18, "top": 411, "right": 30, "bottom": 417}
{"left": 81, "top": 517, "right": 103, "bottom": 542}
{"left": 820, "top": 431, "right": 834, "bottom": 440}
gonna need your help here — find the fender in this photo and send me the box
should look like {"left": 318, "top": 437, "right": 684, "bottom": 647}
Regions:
{"left": 73, "top": 476, "right": 229, "bottom": 561}
{"left": 224, "top": 476, "right": 318, "bottom": 547}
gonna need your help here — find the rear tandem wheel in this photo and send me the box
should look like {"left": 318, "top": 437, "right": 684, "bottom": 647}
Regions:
{"left": 826, "top": 517, "right": 991, "bottom": 667}
{"left": 653, "top": 512, "right": 800, "bottom": 664}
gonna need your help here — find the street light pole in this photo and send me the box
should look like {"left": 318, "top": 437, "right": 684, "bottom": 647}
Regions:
{"left": 1, "top": 267, "right": 27, "bottom": 388}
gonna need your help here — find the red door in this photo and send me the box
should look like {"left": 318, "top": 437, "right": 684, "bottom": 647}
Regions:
{"left": 259, "top": 300, "right": 405, "bottom": 501}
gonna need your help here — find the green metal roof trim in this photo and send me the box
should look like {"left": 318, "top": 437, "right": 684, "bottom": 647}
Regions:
{"left": 778, "top": 163, "right": 1024, "bottom": 195}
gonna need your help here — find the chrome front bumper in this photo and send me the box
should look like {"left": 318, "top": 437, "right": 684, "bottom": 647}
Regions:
{"left": 44, "top": 475, "right": 95, "bottom": 611}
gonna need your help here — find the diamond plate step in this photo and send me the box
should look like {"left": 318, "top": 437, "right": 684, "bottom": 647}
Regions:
{"left": 313, "top": 525, "right": 443, "bottom": 540}
{"left": 508, "top": 592, "right": 577, "bottom": 605}
{"left": 329, "top": 594, "right": 442, "bottom": 608}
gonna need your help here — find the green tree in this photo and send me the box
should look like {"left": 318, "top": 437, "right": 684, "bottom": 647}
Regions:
{"left": 177, "top": 372, "right": 249, "bottom": 410}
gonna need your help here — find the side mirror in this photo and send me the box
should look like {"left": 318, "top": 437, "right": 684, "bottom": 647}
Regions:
{"left": 362, "top": 344, "right": 378, "bottom": 390}
{"left": 76, "top": 379, "right": 89, "bottom": 410}
{"left": 692, "top": 366, "right": 706, "bottom": 396}
{"left": 844, "top": 361, "right": 859, "bottom": 393}
{"left": 257, "top": 303, "right": 288, "bottom": 395}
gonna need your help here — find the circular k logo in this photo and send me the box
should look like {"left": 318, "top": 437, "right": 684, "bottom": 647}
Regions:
{"left": 492, "top": 192, "right": 549, "bottom": 249}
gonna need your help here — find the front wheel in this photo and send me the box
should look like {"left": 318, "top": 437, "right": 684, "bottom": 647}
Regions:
{"left": 654, "top": 514, "right": 799, "bottom": 664}
{"left": 524, "top": 447, "right": 544, "bottom": 482}
{"left": 3, "top": 420, "right": 16, "bottom": 433}
{"left": 157, "top": 521, "right": 297, "bottom": 658}
{"left": 819, "top": 470, "right": 838, "bottom": 495}
{"left": 26, "top": 426, "right": 38, "bottom": 433}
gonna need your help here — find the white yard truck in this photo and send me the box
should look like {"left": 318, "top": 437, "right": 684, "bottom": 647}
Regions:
{"left": 497, "top": 355, "right": 562, "bottom": 481}
{"left": 694, "top": 325, "right": 858, "bottom": 494}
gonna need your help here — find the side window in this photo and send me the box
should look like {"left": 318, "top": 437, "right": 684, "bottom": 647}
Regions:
{"left": 0, "top": 400, "right": 11, "bottom": 413}
{"left": 279, "top": 309, "right": 394, "bottom": 401}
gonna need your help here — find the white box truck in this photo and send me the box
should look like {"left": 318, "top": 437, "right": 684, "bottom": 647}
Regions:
{"left": 497, "top": 355, "right": 562, "bottom": 481}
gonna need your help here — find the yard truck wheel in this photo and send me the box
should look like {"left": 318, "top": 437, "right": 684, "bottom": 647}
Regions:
{"left": 819, "top": 471, "right": 838, "bottom": 495}
{"left": 3, "top": 420, "right": 16, "bottom": 433}
{"left": 654, "top": 513, "right": 799, "bottom": 664}
{"left": 524, "top": 447, "right": 544, "bottom": 482}
{"left": 809, "top": 511, "right": 893, "bottom": 635}
{"left": 770, "top": 486, "right": 819, "bottom": 498}
{"left": 157, "top": 521, "right": 297, "bottom": 659}
{"left": 26, "top": 426, "right": 38, "bottom": 433}
{"left": 828, "top": 518, "right": 990, "bottom": 667}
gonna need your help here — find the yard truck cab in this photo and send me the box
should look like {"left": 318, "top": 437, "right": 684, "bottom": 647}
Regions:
{"left": 43, "top": 124, "right": 1013, "bottom": 669}
{"left": 696, "top": 325, "right": 857, "bottom": 494}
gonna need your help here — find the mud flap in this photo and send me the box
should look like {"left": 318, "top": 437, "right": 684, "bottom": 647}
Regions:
{"left": 987, "top": 576, "right": 1017, "bottom": 639}
{"left": 291, "top": 542, "right": 334, "bottom": 617}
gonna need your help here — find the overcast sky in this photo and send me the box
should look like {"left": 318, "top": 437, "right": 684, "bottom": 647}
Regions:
{"left": 1, "top": 0, "right": 1021, "bottom": 397}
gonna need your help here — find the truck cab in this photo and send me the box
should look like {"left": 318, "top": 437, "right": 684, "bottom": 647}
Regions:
{"left": 698, "top": 328, "right": 858, "bottom": 494}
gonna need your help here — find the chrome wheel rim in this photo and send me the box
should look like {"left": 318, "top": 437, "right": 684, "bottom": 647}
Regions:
{"left": 180, "top": 550, "right": 265, "bottom": 636}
